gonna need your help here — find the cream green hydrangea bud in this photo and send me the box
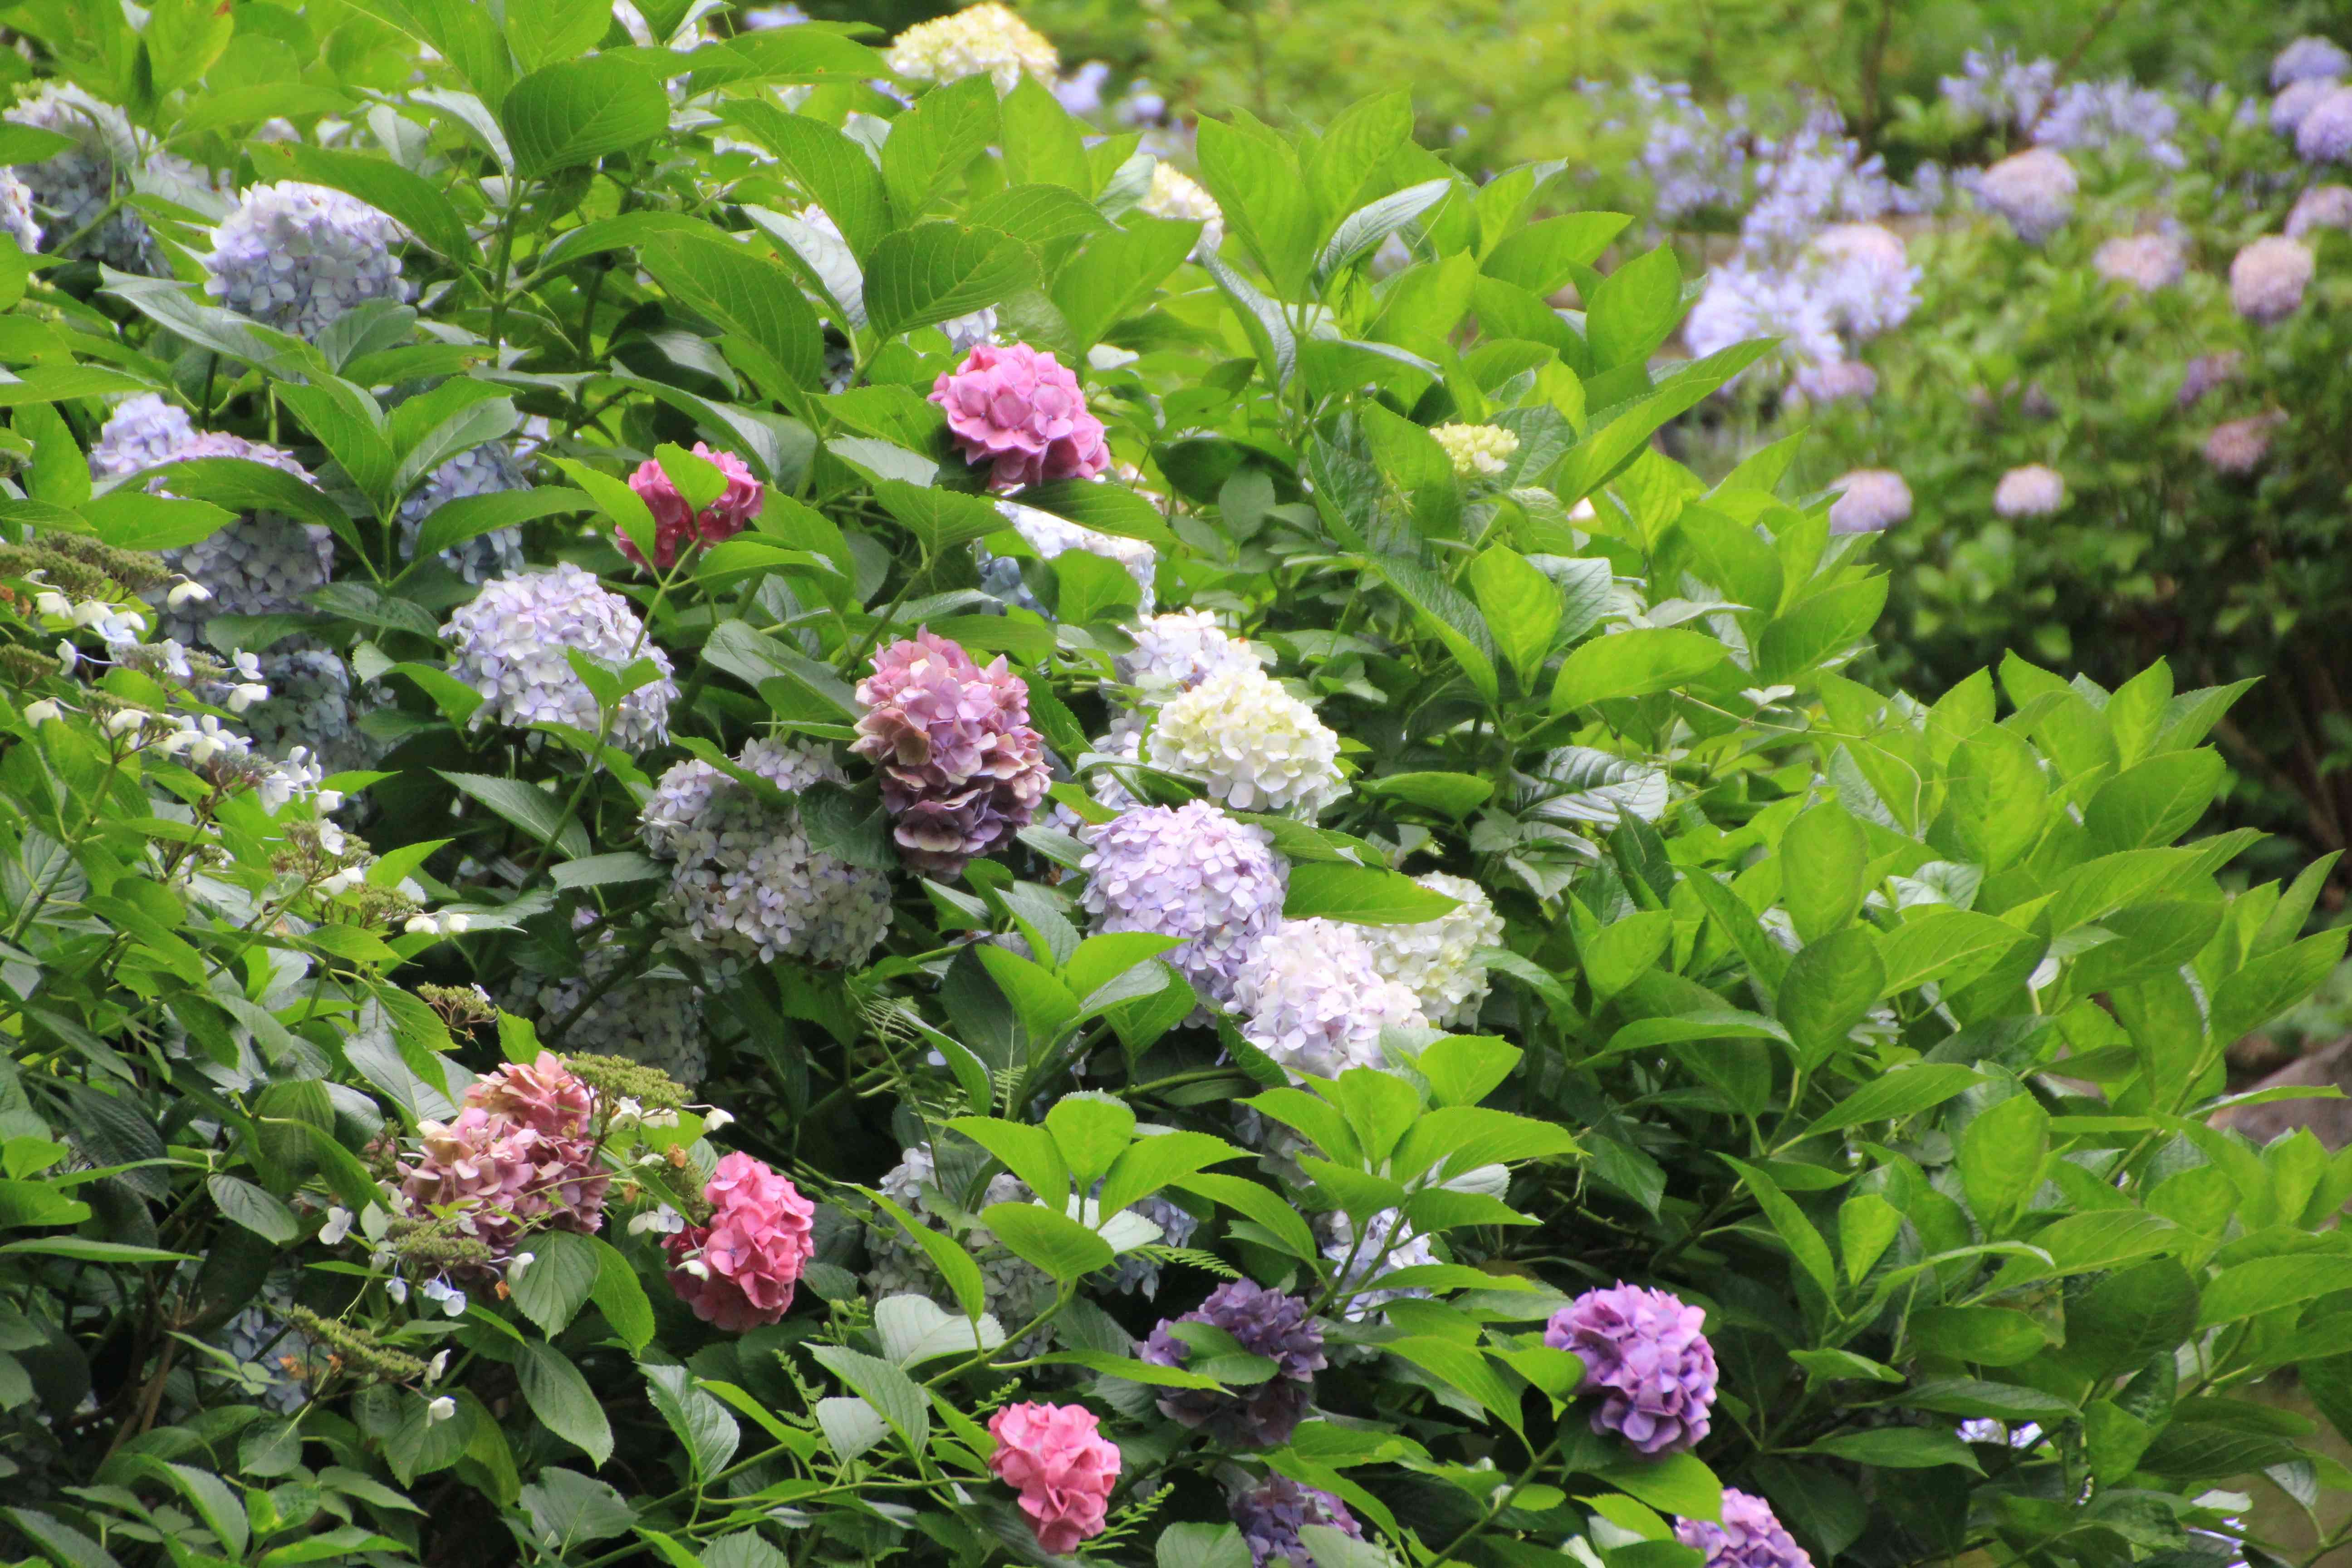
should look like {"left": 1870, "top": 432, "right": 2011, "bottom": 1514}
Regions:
{"left": 1431, "top": 422, "right": 1520, "bottom": 480}
{"left": 1148, "top": 664, "right": 1346, "bottom": 817}
{"left": 886, "top": 2, "right": 1057, "bottom": 93}
{"left": 1139, "top": 162, "right": 1225, "bottom": 259}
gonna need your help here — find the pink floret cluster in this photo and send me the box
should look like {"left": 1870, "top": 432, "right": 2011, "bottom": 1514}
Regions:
{"left": 930, "top": 342, "right": 1109, "bottom": 490}
{"left": 665, "top": 1151, "right": 817, "bottom": 1332}
{"left": 852, "top": 630, "right": 1051, "bottom": 876}
{"left": 396, "top": 1053, "right": 609, "bottom": 1276}
{"left": 621, "top": 442, "right": 765, "bottom": 568}
{"left": 988, "top": 1401, "right": 1122, "bottom": 1554}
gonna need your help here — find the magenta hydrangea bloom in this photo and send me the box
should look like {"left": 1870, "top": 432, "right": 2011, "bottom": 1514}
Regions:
{"left": 1675, "top": 1490, "right": 1814, "bottom": 1568}
{"left": 1141, "top": 1279, "right": 1327, "bottom": 1447}
{"left": 466, "top": 1051, "right": 596, "bottom": 1141}
{"left": 851, "top": 630, "right": 1050, "bottom": 875}
{"left": 930, "top": 342, "right": 1109, "bottom": 490}
{"left": 987, "top": 1401, "right": 1121, "bottom": 1554}
{"left": 1545, "top": 1282, "right": 1718, "bottom": 1455}
{"left": 1230, "top": 1475, "right": 1364, "bottom": 1568}
{"left": 665, "top": 1151, "right": 817, "bottom": 1332}
{"left": 397, "top": 1107, "right": 608, "bottom": 1276}
{"left": 620, "top": 442, "right": 764, "bottom": 568}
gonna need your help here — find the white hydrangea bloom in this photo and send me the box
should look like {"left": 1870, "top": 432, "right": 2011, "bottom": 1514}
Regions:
{"left": 1992, "top": 464, "right": 2066, "bottom": 519}
{"left": 1138, "top": 161, "right": 1224, "bottom": 258}
{"left": 397, "top": 441, "right": 530, "bottom": 583}
{"left": 1231, "top": 917, "right": 1426, "bottom": 1081}
{"left": 1361, "top": 872, "right": 1505, "bottom": 1027}
{"left": 1828, "top": 469, "right": 1912, "bottom": 536}
{"left": 523, "top": 939, "right": 706, "bottom": 1091}
{"left": 1148, "top": 665, "right": 1345, "bottom": 817}
{"left": 983, "top": 499, "right": 1158, "bottom": 613}
{"left": 203, "top": 181, "right": 407, "bottom": 342}
{"left": 0, "top": 167, "right": 38, "bottom": 254}
{"left": 886, "top": 2, "right": 1057, "bottom": 93}
{"left": 1078, "top": 799, "right": 1286, "bottom": 1011}
{"left": 1320, "top": 1208, "right": 1436, "bottom": 1321}
{"left": 1431, "top": 422, "right": 1519, "bottom": 479}
{"left": 1974, "top": 147, "right": 2076, "bottom": 242}
{"left": 2230, "top": 236, "right": 2314, "bottom": 323}
{"left": 441, "top": 563, "right": 677, "bottom": 750}
{"left": 1788, "top": 359, "right": 1877, "bottom": 405}
{"left": 7, "top": 83, "right": 161, "bottom": 272}
{"left": 2092, "top": 233, "right": 2185, "bottom": 292}
{"left": 639, "top": 737, "right": 891, "bottom": 968}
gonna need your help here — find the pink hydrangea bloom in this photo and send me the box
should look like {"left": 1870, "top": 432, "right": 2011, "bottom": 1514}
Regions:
{"left": 397, "top": 1106, "right": 609, "bottom": 1275}
{"left": 620, "top": 443, "right": 764, "bottom": 568}
{"left": 665, "top": 1152, "right": 817, "bottom": 1332}
{"left": 466, "top": 1051, "right": 596, "bottom": 1141}
{"left": 851, "top": 629, "right": 1050, "bottom": 876}
{"left": 930, "top": 342, "right": 1109, "bottom": 490}
{"left": 988, "top": 1401, "right": 1122, "bottom": 1554}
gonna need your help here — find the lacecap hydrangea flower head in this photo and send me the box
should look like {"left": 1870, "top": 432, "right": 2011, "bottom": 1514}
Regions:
{"left": 931, "top": 342, "right": 1109, "bottom": 490}
{"left": 1147, "top": 664, "right": 1346, "bottom": 817}
{"left": 441, "top": 563, "right": 677, "bottom": 750}
{"left": 621, "top": 443, "right": 764, "bottom": 569}
{"left": 987, "top": 1401, "right": 1120, "bottom": 1554}
{"left": 1975, "top": 147, "right": 2076, "bottom": 243}
{"left": 203, "top": 182, "right": 407, "bottom": 342}
{"left": 1142, "top": 1279, "right": 1327, "bottom": 1447}
{"left": 1232, "top": 917, "right": 1427, "bottom": 1080}
{"left": 1993, "top": 464, "right": 2066, "bottom": 519}
{"left": 851, "top": 630, "right": 1050, "bottom": 876}
{"left": 1360, "top": 872, "right": 1505, "bottom": 1026}
{"left": 1827, "top": 469, "right": 1911, "bottom": 535}
{"left": 1676, "top": 1490, "right": 1815, "bottom": 1568}
{"left": 1431, "top": 422, "right": 1520, "bottom": 479}
{"left": 1230, "top": 1475, "right": 1364, "bottom": 1568}
{"left": 666, "top": 1151, "right": 816, "bottom": 1332}
{"left": 2231, "top": 236, "right": 2315, "bottom": 323}
{"left": 1077, "top": 800, "right": 1287, "bottom": 1011}
{"left": 1546, "top": 1282, "right": 1718, "bottom": 1455}
{"left": 887, "top": 1, "right": 1058, "bottom": 94}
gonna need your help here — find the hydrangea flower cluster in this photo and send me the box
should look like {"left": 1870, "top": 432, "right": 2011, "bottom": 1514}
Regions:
{"left": 1828, "top": 469, "right": 1912, "bottom": 535}
{"left": 2033, "top": 78, "right": 2183, "bottom": 167}
{"left": 1114, "top": 609, "right": 1261, "bottom": 710}
{"left": 986, "top": 1402, "right": 1119, "bottom": 1554}
{"left": 2178, "top": 352, "right": 2243, "bottom": 409}
{"left": 2205, "top": 412, "right": 2286, "bottom": 475}
{"left": 1077, "top": 801, "right": 1288, "bottom": 1011}
{"left": 522, "top": 936, "right": 707, "bottom": 1092}
{"left": 1617, "top": 77, "right": 1749, "bottom": 223}
{"left": 1675, "top": 1491, "right": 1815, "bottom": 1568}
{"left": 232, "top": 649, "right": 375, "bottom": 774}
{"left": 203, "top": 182, "right": 407, "bottom": 342}
{"left": 90, "top": 394, "right": 196, "bottom": 480}
{"left": 2288, "top": 184, "right": 2352, "bottom": 239}
{"left": 131, "top": 434, "right": 335, "bottom": 643}
{"left": 0, "top": 168, "right": 39, "bottom": 255}
{"left": 981, "top": 499, "right": 1160, "bottom": 615}
{"left": 1101, "top": 1194, "right": 1198, "bottom": 1297}
{"left": 1138, "top": 161, "right": 1225, "bottom": 258}
{"left": 1973, "top": 147, "right": 2076, "bottom": 242}
{"left": 398, "top": 442, "right": 531, "bottom": 583}
{"left": 1940, "top": 48, "right": 2057, "bottom": 131}
{"left": 1545, "top": 1282, "right": 1719, "bottom": 1455}
{"left": 2092, "top": 233, "right": 2185, "bottom": 293}
{"left": 851, "top": 631, "right": 1050, "bottom": 876}
{"left": 1804, "top": 223, "right": 1916, "bottom": 338}
{"left": 1321, "top": 1207, "right": 1437, "bottom": 1320}
{"left": 1229, "top": 1476, "right": 1364, "bottom": 1568}
{"left": 865, "top": 1145, "right": 1058, "bottom": 1338}
{"left": 1148, "top": 665, "right": 1346, "bottom": 816}
{"left": 216, "top": 1297, "right": 323, "bottom": 1415}
{"left": 887, "top": 2, "right": 1059, "bottom": 94}
{"left": 666, "top": 1152, "right": 816, "bottom": 1332}
{"left": 639, "top": 737, "right": 892, "bottom": 967}
{"left": 1361, "top": 872, "right": 1505, "bottom": 1026}
{"left": 2274, "top": 80, "right": 2337, "bottom": 139}
{"left": 441, "top": 563, "right": 677, "bottom": 750}
{"left": 396, "top": 1054, "right": 609, "bottom": 1275}
{"left": 2231, "top": 236, "right": 2315, "bottom": 323}
{"left": 931, "top": 342, "right": 1110, "bottom": 490}
{"left": 1431, "top": 422, "right": 1520, "bottom": 479}
{"left": 2274, "top": 37, "right": 2352, "bottom": 88}
{"left": 2299, "top": 88, "right": 2352, "bottom": 164}
{"left": 620, "top": 443, "right": 764, "bottom": 569}
{"left": 1141, "top": 1280, "right": 1327, "bottom": 1447}
{"left": 7, "top": 83, "right": 164, "bottom": 272}
{"left": 1993, "top": 464, "right": 2066, "bottom": 519}
{"left": 1231, "top": 917, "right": 1427, "bottom": 1080}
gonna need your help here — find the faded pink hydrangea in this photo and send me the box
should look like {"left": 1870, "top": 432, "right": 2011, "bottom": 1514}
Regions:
{"left": 930, "top": 342, "right": 1109, "bottom": 490}
{"left": 987, "top": 1401, "right": 1121, "bottom": 1554}
{"left": 397, "top": 1106, "right": 609, "bottom": 1274}
{"left": 465, "top": 1051, "right": 596, "bottom": 1141}
{"left": 620, "top": 443, "right": 764, "bottom": 568}
{"left": 851, "top": 630, "right": 1050, "bottom": 876}
{"left": 2205, "top": 412, "right": 2288, "bottom": 475}
{"left": 665, "top": 1151, "right": 817, "bottom": 1332}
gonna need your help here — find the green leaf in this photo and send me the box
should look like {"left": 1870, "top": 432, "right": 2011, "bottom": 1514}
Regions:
{"left": 863, "top": 222, "right": 1040, "bottom": 343}
{"left": 1797, "top": 1064, "right": 1983, "bottom": 1141}
{"left": 1483, "top": 213, "right": 1631, "bottom": 296}
{"left": 1465, "top": 545, "right": 1562, "bottom": 688}
{"left": 1550, "top": 627, "right": 1725, "bottom": 713}
{"left": 262, "top": 143, "right": 473, "bottom": 261}
{"left": 1317, "top": 178, "right": 1452, "bottom": 282}
{"left": 146, "top": 0, "right": 234, "bottom": 92}
{"left": 518, "top": 1341, "right": 614, "bottom": 1467}
{"left": 508, "top": 1230, "right": 598, "bottom": 1336}
{"left": 1175, "top": 1172, "right": 1319, "bottom": 1260}
{"left": 588, "top": 1237, "right": 655, "bottom": 1350}
{"left": 1803, "top": 1428, "right": 1981, "bottom": 1473}
{"left": 1908, "top": 1306, "right": 2048, "bottom": 1366}
{"left": 1775, "top": 928, "right": 1884, "bottom": 1066}
{"left": 865, "top": 1188, "right": 989, "bottom": 1320}
{"left": 1044, "top": 1093, "right": 1137, "bottom": 1189}
{"left": 434, "top": 772, "right": 592, "bottom": 861}
{"left": 501, "top": 56, "right": 668, "bottom": 178}
{"left": 1901, "top": 1379, "right": 2078, "bottom": 1421}
{"left": 1593, "top": 1452, "right": 1723, "bottom": 1523}
{"left": 1958, "top": 1093, "right": 2049, "bottom": 1230}
{"left": 881, "top": 73, "right": 1000, "bottom": 221}
{"left": 642, "top": 1362, "right": 741, "bottom": 1479}
{"left": 2085, "top": 750, "right": 2227, "bottom": 854}
{"left": 1195, "top": 116, "right": 1316, "bottom": 296}
{"left": 206, "top": 1173, "right": 297, "bottom": 1245}
{"left": 2210, "top": 928, "right": 2351, "bottom": 1048}
{"left": 1879, "top": 909, "right": 2037, "bottom": 995}
{"left": 1780, "top": 803, "right": 1868, "bottom": 944}
{"left": 1757, "top": 578, "right": 1888, "bottom": 686}
{"left": 1724, "top": 1157, "right": 1837, "bottom": 1301}
{"left": 640, "top": 230, "right": 825, "bottom": 392}
{"left": 982, "top": 1200, "right": 1114, "bottom": 1282}
{"left": 1359, "top": 771, "right": 1493, "bottom": 818}
{"left": 807, "top": 1344, "right": 931, "bottom": 1453}
{"left": 1386, "top": 1336, "right": 1524, "bottom": 1440}
{"left": 1051, "top": 216, "right": 1202, "bottom": 351}
{"left": 505, "top": 0, "right": 610, "bottom": 70}
{"left": 1370, "top": 554, "right": 1499, "bottom": 705}
{"left": 1586, "top": 245, "right": 1685, "bottom": 370}
{"left": 2199, "top": 1254, "right": 2352, "bottom": 1326}
{"left": 715, "top": 104, "right": 890, "bottom": 260}
{"left": 1284, "top": 862, "right": 1462, "bottom": 925}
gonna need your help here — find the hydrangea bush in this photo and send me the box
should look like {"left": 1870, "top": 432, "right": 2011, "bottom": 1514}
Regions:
{"left": 1, "top": 11, "right": 2350, "bottom": 1568}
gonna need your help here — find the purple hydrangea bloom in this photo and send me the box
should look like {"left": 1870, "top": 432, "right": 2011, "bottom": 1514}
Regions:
{"left": 1675, "top": 1490, "right": 1813, "bottom": 1568}
{"left": 1077, "top": 801, "right": 1287, "bottom": 1011}
{"left": 1230, "top": 1475, "right": 1365, "bottom": 1568}
{"left": 203, "top": 182, "right": 407, "bottom": 342}
{"left": 1545, "top": 1282, "right": 1718, "bottom": 1455}
{"left": 2298, "top": 86, "right": 2352, "bottom": 163}
{"left": 851, "top": 629, "right": 1051, "bottom": 876}
{"left": 1141, "top": 1279, "right": 1326, "bottom": 1448}
{"left": 2274, "top": 36, "right": 2352, "bottom": 89}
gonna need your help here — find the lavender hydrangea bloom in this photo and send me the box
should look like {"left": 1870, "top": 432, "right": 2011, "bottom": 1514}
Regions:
{"left": 1940, "top": 49, "right": 2057, "bottom": 131}
{"left": 1114, "top": 609, "right": 1260, "bottom": 709}
{"left": 443, "top": 564, "right": 676, "bottom": 750}
{"left": 90, "top": 394, "right": 197, "bottom": 480}
{"left": 2230, "top": 236, "right": 2315, "bottom": 323}
{"left": 521, "top": 918, "right": 707, "bottom": 1091}
{"left": 1973, "top": 147, "right": 2076, "bottom": 242}
{"left": 1545, "top": 1283, "right": 1718, "bottom": 1455}
{"left": 1078, "top": 801, "right": 1286, "bottom": 1011}
{"left": 1100, "top": 1195, "right": 1197, "bottom": 1297}
{"left": 980, "top": 500, "right": 1158, "bottom": 616}
{"left": 1626, "top": 77, "right": 1749, "bottom": 223}
{"left": 2178, "top": 352, "right": 2243, "bottom": 409}
{"left": 225, "top": 649, "right": 377, "bottom": 775}
{"left": 126, "top": 433, "right": 334, "bottom": 643}
{"left": 397, "top": 442, "right": 530, "bottom": 583}
{"left": 1230, "top": 1476, "right": 1364, "bottom": 1568}
{"left": 2274, "top": 36, "right": 2352, "bottom": 88}
{"left": 1141, "top": 1280, "right": 1326, "bottom": 1447}
{"left": 1993, "top": 464, "right": 2066, "bottom": 519}
{"left": 2093, "top": 233, "right": 2185, "bottom": 292}
{"left": 2288, "top": 184, "right": 2352, "bottom": 238}
{"left": 2300, "top": 88, "right": 2352, "bottom": 163}
{"left": 1675, "top": 1490, "right": 1814, "bottom": 1568}
{"left": 1828, "top": 469, "right": 1912, "bottom": 535}
{"left": 2273, "top": 79, "right": 2338, "bottom": 138}
{"left": 204, "top": 182, "right": 407, "bottom": 341}
{"left": 1231, "top": 917, "right": 1427, "bottom": 1080}
{"left": 7, "top": 83, "right": 164, "bottom": 272}
{"left": 2034, "top": 79, "right": 2183, "bottom": 167}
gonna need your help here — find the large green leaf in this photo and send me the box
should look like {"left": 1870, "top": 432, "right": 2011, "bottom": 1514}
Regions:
{"left": 863, "top": 222, "right": 1040, "bottom": 343}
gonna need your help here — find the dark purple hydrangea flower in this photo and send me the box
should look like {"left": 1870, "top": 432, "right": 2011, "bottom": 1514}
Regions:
{"left": 1675, "top": 1490, "right": 1813, "bottom": 1568}
{"left": 1230, "top": 1475, "right": 1364, "bottom": 1568}
{"left": 1140, "top": 1279, "right": 1327, "bottom": 1448}
{"left": 1544, "top": 1282, "right": 1717, "bottom": 1455}
{"left": 850, "top": 629, "right": 1051, "bottom": 876}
